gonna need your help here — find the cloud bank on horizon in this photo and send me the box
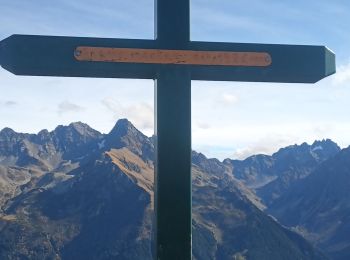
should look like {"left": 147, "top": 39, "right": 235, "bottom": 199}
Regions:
{"left": 0, "top": 0, "right": 349, "bottom": 160}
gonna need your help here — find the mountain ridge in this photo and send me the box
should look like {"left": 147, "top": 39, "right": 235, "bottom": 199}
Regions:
{"left": 0, "top": 119, "right": 329, "bottom": 259}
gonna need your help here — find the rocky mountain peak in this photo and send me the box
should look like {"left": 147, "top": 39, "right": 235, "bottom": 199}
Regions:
{"left": 310, "top": 138, "right": 340, "bottom": 156}
{"left": 36, "top": 129, "right": 50, "bottom": 142}
{"left": 106, "top": 119, "right": 154, "bottom": 161}
{"left": 192, "top": 151, "right": 230, "bottom": 177}
{"left": 0, "top": 127, "right": 17, "bottom": 138}
{"left": 192, "top": 151, "right": 207, "bottom": 164}
{"left": 311, "top": 138, "right": 334, "bottom": 146}
{"left": 108, "top": 119, "right": 138, "bottom": 138}
{"left": 274, "top": 142, "right": 308, "bottom": 157}
{"left": 68, "top": 122, "right": 100, "bottom": 137}
{"left": 0, "top": 127, "right": 29, "bottom": 145}
{"left": 50, "top": 122, "right": 101, "bottom": 154}
{"left": 53, "top": 122, "right": 100, "bottom": 140}
{"left": 272, "top": 139, "right": 340, "bottom": 164}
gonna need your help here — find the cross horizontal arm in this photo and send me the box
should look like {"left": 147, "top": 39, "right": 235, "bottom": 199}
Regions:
{"left": 0, "top": 34, "right": 158, "bottom": 79}
{"left": 189, "top": 41, "right": 335, "bottom": 83}
{"left": 0, "top": 34, "right": 335, "bottom": 83}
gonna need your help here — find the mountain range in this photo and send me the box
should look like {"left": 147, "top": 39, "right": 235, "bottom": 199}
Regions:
{"left": 0, "top": 119, "right": 349, "bottom": 259}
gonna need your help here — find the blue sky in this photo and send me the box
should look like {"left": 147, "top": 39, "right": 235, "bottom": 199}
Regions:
{"left": 1, "top": 0, "right": 350, "bottom": 159}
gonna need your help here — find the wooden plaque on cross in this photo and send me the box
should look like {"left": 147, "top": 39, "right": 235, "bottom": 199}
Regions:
{"left": 0, "top": 0, "right": 335, "bottom": 259}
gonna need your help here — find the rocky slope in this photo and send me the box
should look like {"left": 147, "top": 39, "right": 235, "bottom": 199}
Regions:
{"left": 0, "top": 120, "right": 326, "bottom": 259}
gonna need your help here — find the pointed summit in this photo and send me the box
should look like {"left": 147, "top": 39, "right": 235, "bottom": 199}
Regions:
{"left": 106, "top": 119, "right": 154, "bottom": 161}
{"left": 108, "top": 118, "right": 138, "bottom": 138}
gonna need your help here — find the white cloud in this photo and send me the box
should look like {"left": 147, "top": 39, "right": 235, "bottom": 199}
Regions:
{"left": 231, "top": 135, "right": 296, "bottom": 160}
{"left": 101, "top": 97, "right": 121, "bottom": 114}
{"left": 192, "top": 121, "right": 350, "bottom": 160}
{"left": 221, "top": 93, "right": 239, "bottom": 106}
{"left": 124, "top": 103, "right": 153, "bottom": 130}
{"left": 57, "top": 101, "right": 85, "bottom": 115}
{"left": 3, "top": 101, "right": 17, "bottom": 106}
{"left": 101, "top": 97, "right": 154, "bottom": 134}
{"left": 312, "top": 124, "right": 334, "bottom": 136}
{"left": 195, "top": 121, "right": 211, "bottom": 130}
{"left": 333, "top": 61, "right": 350, "bottom": 85}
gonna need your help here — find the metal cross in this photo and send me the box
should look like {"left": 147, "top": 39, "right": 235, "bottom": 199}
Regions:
{"left": 0, "top": 0, "right": 335, "bottom": 259}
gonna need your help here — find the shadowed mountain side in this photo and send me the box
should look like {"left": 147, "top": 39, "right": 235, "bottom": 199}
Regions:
{"left": 267, "top": 147, "right": 350, "bottom": 260}
{"left": 257, "top": 140, "right": 340, "bottom": 205}
{"left": 192, "top": 166, "right": 326, "bottom": 260}
{"left": 0, "top": 153, "right": 153, "bottom": 260}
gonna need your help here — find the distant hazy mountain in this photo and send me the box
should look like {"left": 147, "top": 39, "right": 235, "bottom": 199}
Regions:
{"left": 0, "top": 120, "right": 325, "bottom": 260}
{"left": 225, "top": 140, "right": 340, "bottom": 205}
{"left": 223, "top": 138, "right": 350, "bottom": 259}
{"left": 267, "top": 146, "right": 350, "bottom": 260}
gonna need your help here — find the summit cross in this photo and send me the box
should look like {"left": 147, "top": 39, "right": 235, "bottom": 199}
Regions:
{"left": 0, "top": 0, "right": 335, "bottom": 259}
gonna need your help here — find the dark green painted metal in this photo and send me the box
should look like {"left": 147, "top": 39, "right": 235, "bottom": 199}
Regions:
{"left": 189, "top": 41, "right": 336, "bottom": 83}
{"left": 155, "top": 66, "right": 192, "bottom": 260}
{"left": 155, "top": 0, "right": 190, "bottom": 48}
{"left": 0, "top": 34, "right": 335, "bottom": 83}
{"left": 154, "top": 1, "right": 192, "bottom": 259}
{"left": 0, "top": 1, "right": 337, "bottom": 260}
{"left": 0, "top": 34, "right": 157, "bottom": 79}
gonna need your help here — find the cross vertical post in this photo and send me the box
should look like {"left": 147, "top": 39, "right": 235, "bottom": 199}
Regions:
{"left": 154, "top": 0, "right": 192, "bottom": 259}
